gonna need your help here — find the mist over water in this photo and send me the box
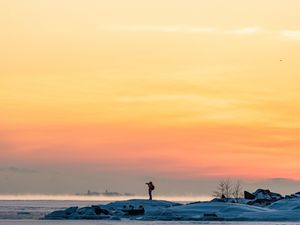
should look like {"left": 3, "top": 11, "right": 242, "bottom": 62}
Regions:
{"left": 0, "top": 194, "right": 212, "bottom": 202}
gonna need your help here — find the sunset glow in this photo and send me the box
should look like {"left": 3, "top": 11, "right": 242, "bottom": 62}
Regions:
{"left": 1, "top": 0, "right": 300, "bottom": 195}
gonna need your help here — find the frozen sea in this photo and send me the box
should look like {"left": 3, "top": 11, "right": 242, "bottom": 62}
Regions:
{"left": 0, "top": 199, "right": 300, "bottom": 225}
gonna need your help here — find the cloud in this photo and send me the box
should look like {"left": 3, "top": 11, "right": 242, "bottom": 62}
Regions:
{"left": 281, "top": 30, "right": 300, "bottom": 39}
{"left": 107, "top": 25, "right": 216, "bottom": 34}
{"left": 231, "top": 27, "right": 260, "bottom": 35}
{"left": 0, "top": 166, "right": 38, "bottom": 174}
{"left": 115, "top": 94, "right": 242, "bottom": 107}
{"left": 184, "top": 27, "right": 216, "bottom": 33}
{"left": 105, "top": 25, "right": 300, "bottom": 40}
{"left": 268, "top": 177, "right": 299, "bottom": 183}
{"left": 106, "top": 25, "right": 264, "bottom": 36}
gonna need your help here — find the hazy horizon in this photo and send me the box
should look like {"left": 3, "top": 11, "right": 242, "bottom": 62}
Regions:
{"left": 1, "top": 166, "right": 300, "bottom": 196}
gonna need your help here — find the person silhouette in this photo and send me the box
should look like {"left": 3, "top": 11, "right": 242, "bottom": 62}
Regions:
{"left": 146, "top": 181, "right": 155, "bottom": 200}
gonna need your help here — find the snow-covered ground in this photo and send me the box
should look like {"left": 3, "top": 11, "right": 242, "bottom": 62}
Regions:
{"left": 45, "top": 198, "right": 300, "bottom": 221}
{"left": 2, "top": 190, "right": 300, "bottom": 222}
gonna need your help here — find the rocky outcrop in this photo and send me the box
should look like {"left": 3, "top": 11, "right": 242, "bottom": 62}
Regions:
{"left": 285, "top": 193, "right": 300, "bottom": 199}
{"left": 45, "top": 206, "right": 112, "bottom": 220}
{"left": 244, "top": 191, "right": 256, "bottom": 200}
{"left": 44, "top": 196, "right": 300, "bottom": 221}
{"left": 253, "top": 189, "right": 283, "bottom": 200}
{"left": 44, "top": 199, "right": 180, "bottom": 220}
{"left": 245, "top": 189, "right": 283, "bottom": 206}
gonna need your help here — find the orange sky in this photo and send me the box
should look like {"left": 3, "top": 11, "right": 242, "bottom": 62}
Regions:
{"left": 1, "top": 0, "right": 300, "bottom": 189}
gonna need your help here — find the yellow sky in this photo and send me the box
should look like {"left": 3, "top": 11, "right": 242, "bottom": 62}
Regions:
{"left": 1, "top": 0, "right": 300, "bottom": 182}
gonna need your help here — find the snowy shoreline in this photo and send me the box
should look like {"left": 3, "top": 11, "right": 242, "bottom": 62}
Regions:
{"left": 44, "top": 190, "right": 300, "bottom": 221}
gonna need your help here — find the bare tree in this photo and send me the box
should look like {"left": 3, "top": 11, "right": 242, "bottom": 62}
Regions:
{"left": 232, "top": 180, "right": 243, "bottom": 202}
{"left": 224, "top": 178, "right": 232, "bottom": 199}
{"left": 213, "top": 178, "right": 232, "bottom": 199}
{"left": 213, "top": 180, "right": 225, "bottom": 198}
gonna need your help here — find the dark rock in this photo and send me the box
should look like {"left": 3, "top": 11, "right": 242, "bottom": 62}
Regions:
{"left": 77, "top": 207, "right": 95, "bottom": 216}
{"left": 243, "top": 189, "right": 283, "bottom": 207}
{"left": 247, "top": 198, "right": 273, "bottom": 206}
{"left": 91, "top": 205, "right": 109, "bottom": 215}
{"left": 253, "top": 189, "right": 283, "bottom": 201}
{"left": 45, "top": 210, "right": 68, "bottom": 219}
{"left": 202, "top": 213, "right": 223, "bottom": 221}
{"left": 93, "top": 206, "right": 102, "bottom": 215}
{"left": 291, "top": 194, "right": 300, "bottom": 198}
{"left": 122, "top": 207, "right": 145, "bottom": 216}
{"left": 210, "top": 198, "right": 225, "bottom": 203}
{"left": 65, "top": 207, "right": 78, "bottom": 215}
{"left": 244, "top": 191, "right": 256, "bottom": 200}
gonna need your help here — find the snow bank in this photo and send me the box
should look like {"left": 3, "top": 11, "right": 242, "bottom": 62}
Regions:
{"left": 144, "top": 202, "right": 273, "bottom": 221}
{"left": 105, "top": 199, "right": 181, "bottom": 210}
{"left": 45, "top": 199, "right": 180, "bottom": 220}
{"left": 269, "top": 198, "right": 300, "bottom": 210}
{"left": 45, "top": 197, "right": 300, "bottom": 221}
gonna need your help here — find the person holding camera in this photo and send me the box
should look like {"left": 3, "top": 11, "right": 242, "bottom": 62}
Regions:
{"left": 145, "top": 181, "right": 155, "bottom": 200}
